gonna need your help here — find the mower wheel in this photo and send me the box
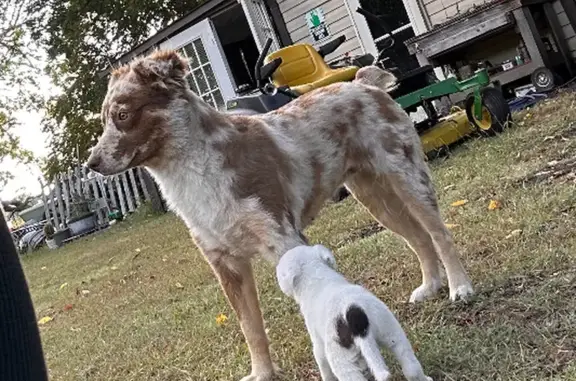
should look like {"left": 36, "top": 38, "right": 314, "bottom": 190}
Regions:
{"left": 531, "top": 66, "right": 557, "bottom": 92}
{"left": 465, "top": 87, "right": 511, "bottom": 136}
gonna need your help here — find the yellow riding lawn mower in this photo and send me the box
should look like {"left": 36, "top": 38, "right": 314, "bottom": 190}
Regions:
{"left": 227, "top": 7, "right": 512, "bottom": 161}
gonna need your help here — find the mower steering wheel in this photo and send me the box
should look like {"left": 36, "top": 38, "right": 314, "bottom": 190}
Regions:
{"left": 374, "top": 37, "right": 395, "bottom": 66}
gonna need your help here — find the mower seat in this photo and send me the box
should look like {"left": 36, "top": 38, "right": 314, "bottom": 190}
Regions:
{"left": 265, "top": 43, "right": 358, "bottom": 95}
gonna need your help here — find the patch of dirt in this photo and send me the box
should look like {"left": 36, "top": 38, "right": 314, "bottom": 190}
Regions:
{"left": 518, "top": 156, "right": 576, "bottom": 185}
{"left": 336, "top": 221, "right": 384, "bottom": 247}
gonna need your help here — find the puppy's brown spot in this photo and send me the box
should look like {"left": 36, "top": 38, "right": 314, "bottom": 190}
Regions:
{"left": 335, "top": 315, "right": 353, "bottom": 349}
{"left": 215, "top": 117, "right": 293, "bottom": 224}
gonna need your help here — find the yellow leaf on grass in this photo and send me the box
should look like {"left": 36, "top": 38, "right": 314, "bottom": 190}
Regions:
{"left": 451, "top": 199, "right": 468, "bottom": 207}
{"left": 216, "top": 313, "right": 228, "bottom": 326}
{"left": 59, "top": 282, "right": 68, "bottom": 290}
{"left": 175, "top": 282, "right": 184, "bottom": 289}
{"left": 38, "top": 316, "right": 53, "bottom": 325}
{"left": 488, "top": 200, "right": 501, "bottom": 210}
{"left": 445, "top": 223, "right": 460, "bottom": 229}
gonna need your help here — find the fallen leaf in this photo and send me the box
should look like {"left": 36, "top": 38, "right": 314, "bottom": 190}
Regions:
{"left": 63, "top": 304, "right": 74, "bottom": 311}
{"left": 175, "top": 282, "right": 184, "bottom": 289}
{"left": 81, "top": 289, "right": 90, "bottom": 296}
{"left": 162, "top": 257, "right": 167, "bottom": 262}
{"left": 111, "top": 266, "right": 118, "bottom": 271}
{"left": 505, "top": 229, "right": 523, "bottom": 239}
{"left": 59, "top": 282, "right": 69, "bottom": 290}
{"left": 525, "top": 113, "right": 532, "bottom": 118}
{"left": 488, "top": 200, "right": 501, "bottom": 210}
{"left": 216, "top": 313, "right": 228, "bottom": 326}
{"left": 38, "top": 316, "right": 53, "bottom": 325}
{"left": 443, "top": 184, "right": 456, "bottom": 191}
{"left": 135, "top": 248, "right": 141, "bottom": 253}
{"left": 445, "top": 223, "right": 460, "bottom": 229}
{"left": 451, "top": 199, "right": 468, "bottom": 207}
{"left": 41, "top": 266, "right": 47, "bottom": 270}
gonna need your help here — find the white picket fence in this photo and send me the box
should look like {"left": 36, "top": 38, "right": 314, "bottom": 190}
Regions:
{"left": 39, "top": 166, "right": 153, "bottom": 229}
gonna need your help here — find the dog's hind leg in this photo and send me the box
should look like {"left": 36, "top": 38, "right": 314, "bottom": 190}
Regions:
{"left": 344, "top": 168, "right": 473, "bottom": 302}
{"left": 205, "top": 250, "right": 277, "bottom": 381}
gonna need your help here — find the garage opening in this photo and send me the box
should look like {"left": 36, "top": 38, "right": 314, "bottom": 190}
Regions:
{"left": 212, "top": 3, "right": 260, "bottom": 93}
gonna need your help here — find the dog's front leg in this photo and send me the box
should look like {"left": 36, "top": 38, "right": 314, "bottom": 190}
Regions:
{"left": 207, "top": 251, "right": 277, "bottom": 381}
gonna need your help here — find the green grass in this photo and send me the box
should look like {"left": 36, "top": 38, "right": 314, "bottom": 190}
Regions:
{"left": 23, "top": 92, "right": 576, "bottom": 381}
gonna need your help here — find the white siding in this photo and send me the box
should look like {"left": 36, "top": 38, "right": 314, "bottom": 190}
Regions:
{"left": 552, "top": 0, "right": 576, "bottom": 59}
{"left": 277, "top": 0, "right": 362, "bottom": 60}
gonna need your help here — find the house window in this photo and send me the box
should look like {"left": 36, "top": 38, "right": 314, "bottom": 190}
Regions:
{"left": 179, "top": 38, "right": 225, "bottom": 109}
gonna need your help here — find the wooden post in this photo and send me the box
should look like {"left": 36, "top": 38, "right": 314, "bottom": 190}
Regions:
{"left": 81, "top": 167, "right": 91, "bottom": 199}
{"left": 74, "top": 166, "right": 82, "bottom": 196}
{"left": 54, "top": 175, "right": 66, "bottom": 227}
{"left": 89, "top": 174, "right": 104, "bottom": 225}
{"left": 61, "top": 173, "right": 71, "bottom": 220}
{"left": 137, "top": 168, "right": 150, "bottom": 201}
{"left": 121, "top": 172, "right": 135, "bottom": 212}
{"left": 115, "top": 176, "right": 127, "bottom": 216}
{"left": 128, "top": 168, "right": 141, "bottom": 207}
{"left": 38, "top": 178, "right": 50, "bottom": 223}
{"left": 96, "top": 177, "right": 110, "bottom": 223}
{"left": 49, "top": 188, "right": 60, "bottom": 228}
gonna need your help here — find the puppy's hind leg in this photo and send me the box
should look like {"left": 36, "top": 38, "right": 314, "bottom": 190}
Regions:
{"left": 312, "top": 340, "right": 338, "bottom": 381}
{"left": 327, "top": 343, "right": 375, "bottom": 381}
{"left": 379, "top": 321, "right": 432, "bottom": 381}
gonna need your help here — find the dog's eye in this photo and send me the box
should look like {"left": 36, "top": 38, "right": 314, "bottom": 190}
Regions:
{"left": 118, "top": 111, "right": 129, "bottom": 121}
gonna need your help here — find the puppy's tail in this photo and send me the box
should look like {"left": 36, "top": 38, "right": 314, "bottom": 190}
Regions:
{"left": 353, "top": 66, "right": 398, "bottom": 93}
{"left": 340, "top": 305, "right": 390, "bottom": 380}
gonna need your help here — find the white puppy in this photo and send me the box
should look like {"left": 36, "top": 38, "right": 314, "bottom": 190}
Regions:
{"left": 276, "top": 244, "right": 433, "bottom": 381}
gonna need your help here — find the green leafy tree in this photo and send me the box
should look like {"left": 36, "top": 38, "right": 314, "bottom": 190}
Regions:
{"left": 37, "top": 0, "right": 206, "bottom": 180}
{"left": 0, "top": 0, "right": 39, "bottom": 186}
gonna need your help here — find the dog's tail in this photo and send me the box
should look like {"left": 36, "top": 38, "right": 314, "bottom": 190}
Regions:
{"left": 353, "top": 65, "right": 398, "bottom": 93}
{"left": 340, "top": 305, "right": 390, "bottom": 380}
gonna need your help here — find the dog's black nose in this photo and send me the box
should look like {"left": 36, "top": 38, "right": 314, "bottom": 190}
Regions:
{"left": 87, "top": 155, "right": 101, "bottom": 172}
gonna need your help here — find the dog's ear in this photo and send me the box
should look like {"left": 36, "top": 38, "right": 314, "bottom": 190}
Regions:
{"left": 132, "top": 50, "right": 189, "bottom": 84}
{"left": 314, "top": 244, "right": 337, "bottom": 269}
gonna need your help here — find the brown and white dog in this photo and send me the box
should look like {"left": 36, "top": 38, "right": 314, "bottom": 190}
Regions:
{"left": 87, "top": 50, "right": 473, "bottom": 381}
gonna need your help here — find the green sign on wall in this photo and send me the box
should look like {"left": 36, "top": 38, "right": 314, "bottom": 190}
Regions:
{"left": 306, "top": 7, "right": 330, "bottom": 42}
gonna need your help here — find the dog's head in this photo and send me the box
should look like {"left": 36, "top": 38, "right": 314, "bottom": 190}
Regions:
{"left": 87, "top": 50, "right": 196, "bottom": 175}
{"left": 276, "top": 244, "right": 336, "bottom": 298}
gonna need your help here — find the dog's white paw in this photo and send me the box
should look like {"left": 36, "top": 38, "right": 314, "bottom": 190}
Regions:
{"left": 239, "top": 364, "right": 281, "bottom": 381}
{"left": 409, "top": 282, "right": 441, "bottom": 303}
{"left": 239, "top": 373, "right": 275, "bottom": 381}
{"left": 449, "top": 283, "right": 474, "bottom": 302}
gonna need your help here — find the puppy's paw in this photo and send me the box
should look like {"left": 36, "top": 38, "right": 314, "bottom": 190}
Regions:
{"left": 449, "top": 283, "right": 474, "bottom": 302}
{"left": 409, "top": 282, "right": 441, "bottom": 303}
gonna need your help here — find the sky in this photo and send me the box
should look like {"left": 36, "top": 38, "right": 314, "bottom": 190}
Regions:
{"left": 0, "top": 73, "right": 55, "bottom": 201}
